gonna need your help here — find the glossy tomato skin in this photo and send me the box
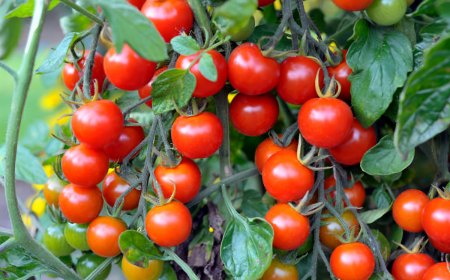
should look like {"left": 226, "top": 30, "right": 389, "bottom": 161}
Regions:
{"left": 43, "top": 177, "right": 64, "bottom": 207}
{"left": 138, "top": 66, "right": 168, "bottom": 107}
{"left": 366, "top": 0, "right": 407, "bottom": 26}
{"left": 43, "top": 224, "right": 75, "bottom": 257}
{"left": 121, "top": 256, "right": 164, "bottom": 280}
{"left": 145, "top": 201, "right": 192, "bottom": 247}
{"left": 332, "top": 0, "right": 373, "bottom": 11}
{"left": 330, "top": 242, "right": 375, "bottom": 280}
{"left": 324, "top": 176, "right": 366, "bottom": 208}
{"left": 422, "top": 198, "right": 450, "bottom": 244}
{"left": 277, "top": 56, "right": 324, "bottom": 105}
{"left": 64, "top": 223, "right": 90, "bottom": 251}
{"left": 141, "top": 0, "right": 193, "bottom": 43}
{"left": 102, "top": 172, "right": 141, "bottom": 211}
{"left": 261, "top": 258, "right": 299, "bottom": 280}
{"left": 392, "top": 189, "right": 429, "bottom": 233}
{"left": 176, "top": 50, "right": 227, "bottom": 98}
{"left": 329, "top": 119, "right": 377, "bottom": 165}
{"left": 255, "top": 136, "right": 298, "bottom": 173}
{"left": 422, "top": 262, "right": 450, "bottom": 280}
{"left": 154, "top": 157, "right": 201, "bottom": 203}
{"left": 72, "top": 100, "right": 124, "bottom": 148}
{"left": 327, "top": 52, "right": 352, "bottom": 101}
{"left": 103, "top": 122, "right": 145, "bottom": 162}
{"left": 265, "top": 203, "right": 310, "bottom": 251}
{"left": 171, "top": 112, "right": 223, "bottom": 159}
{"left": 298, "top": 97, "right": 353, "bottom": 148}
{"left": 228, "top": 43, "right": 280, "bottom": 96}
{"left": 230, "top": 93, "right": 279, "bottom": 136}
{"left": 62, "top": 52, "right": 106, "bottom": 94}
{"left": 77, "top": 254, "right": 112, "bottom": 280}
{"left": 61, "top": 144, "right": 109, "bottom": 186}
{"left": 87, "top": 216, "right": 127, "bottom": 257}
{"left": 430, "top": 238, "right": 450, "bottom": 253}
{"left": 128, "top": 0, "right": 146, "bottom": 9}
{"left": 319, "top": 210, "right": 360, "bottom": 249}
{"left": 59, "top": 184, "right": 103, "bottom": 224}
{"left": 391, "top": 253, "right": 435, "bottom": 280}
{"left": 104, "top": 44, "right": 157, "bottom": 91}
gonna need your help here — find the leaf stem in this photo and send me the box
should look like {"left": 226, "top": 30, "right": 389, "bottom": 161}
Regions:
{"left": 0, "top": 61, "right": 18, "bottom": 82}
{"left": 59, "top": 0, "right": 104, "bottom": 25}
{"left": 163, "top": 248, "right": 200, "bottom": 280}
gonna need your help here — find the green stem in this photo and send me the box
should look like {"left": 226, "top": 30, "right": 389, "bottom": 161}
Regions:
{"left": 187, "top": 0, "right": 212, "bottom": 47}
{"left": 0, "top": 61, "right": 18, "bottom": 82}
{"left": 163, "top": 248, "right": 200, "bottom": 280}
{"left": 82, "top": 24, "right": 102, "bottom": 98}
{"left": 0, "top": 238, "right": 16, "bottom": 253}
{"left": 59, "top": 0, "right": 104, "bottom": 25}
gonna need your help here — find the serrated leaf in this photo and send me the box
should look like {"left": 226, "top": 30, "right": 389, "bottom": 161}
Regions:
{"left": 36, "top": 32, "right": 80, "bottom": 74}
{"left": 198, "top": 53, "right": 218, "bottom": 82}
{"left": 6, "top": 0, "right": 60, "bottom": 18}
{"left": 348, "top": 20, "right": 413, "bottom": 127}
{"left": 119, "top": 230, "right": 165, "bottom": 264}
{"left": 360, "top": 205, "right": 391, "bottom": 224}
{"left": 170, "top": 35, "right": 200, "bottom": 55}
{"left": 213, "top": 0, "right": 257, "bottom": 36}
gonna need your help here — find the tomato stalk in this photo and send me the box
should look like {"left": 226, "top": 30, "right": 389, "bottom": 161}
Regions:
{"left": 162, "top": 248, "right": 200, "bottom": 280}
{"left": 59, "top": 0, "right": 104, "bottom": 25}
{"left": 82, "top": 24, "right": 103, "bottom": 98}
{"left": 187, "top": 0, "right": 212, "bottom": 47}
{"left": 0, "top": 61, "right": 18, "bottom": 82}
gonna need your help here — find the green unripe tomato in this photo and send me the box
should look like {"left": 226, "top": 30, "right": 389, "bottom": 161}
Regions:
{"left": 64, "top": 223, "right": 90, "bottom": 251}
{"left": 43, "top": 224, "right": 75, "bottom": 257}
{"left": 76, "top": 253, "right": 112, "bottom": 280}
{"left": 224, "top": 16, "right": 255, "bottom": 42}
{"left": 366, "top": 0, "right": 407, "bottom": 26}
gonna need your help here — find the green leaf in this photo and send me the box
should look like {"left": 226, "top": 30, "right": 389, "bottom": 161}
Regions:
{"left": 36, "top": 32, "right": 80, "bottom": 74}
{"left": 198, "top": 53, "right": 218, "bottom": 82}
{"left": 372, "top": 188, "right": 392, "bottom": 209}
{"left": 89, "top": 0, "right": 168, "bottom": 62}
{"left": 360, "top": 205, "right": 391, "bottom": 224}
{"left": 348, "top": 20, "right": 413, "bottom": 127}
{"left": 410, "top": 0, "right": 438, "bottom": 17}
{"left": 414, "top": 20, "right": 448, "bottom": 68}
{"left": 394, "top": 36, "right": 450, "bottom": 155}
{"left": 220, "top": 216, "right": 273, "bottom": 279}
{"left": 6, "top": 0, "right": 60, "bottom": 18}
{"left": 240, "top": 190, "right": 269, "bottom": 218}
{"left": 361, "top": 135, "right": 415, "bottom": 176}
{"left": 170, "top": 35, "right": 200, "bottom": 55}
{"left": 0, "top": 18, "right": 22, "bottom": 60}
{"left": 60, "top": 11, "right": 94, "bottom": 33}
{"left": 390, "top": 224, "right": 403, "bottom": 250}
{"left": 159, "top": 263, "right": 178, "bottom": 280}
{"left": 119, "top": 230, "right": 165, "bottom": 264}
{"left": 151, "top": 69, "right": 196, "bottom": 114}
{"left": 213, "top": 0, "right": 257, "bottom": 36}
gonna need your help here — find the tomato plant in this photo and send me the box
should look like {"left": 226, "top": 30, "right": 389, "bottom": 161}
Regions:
{"left": 422, "top": 197, "right": 450, "bottom": 244}
{"left": 422, "top": 262, "right": 450, "bottom": 280}
{"left": 62, "top": 52, "right": 106, "bottom": 94}
{"left": 59, "top": 184, "right": 104, "bottom": 224}
{"left": 332, "top": 0, "right": 373, "bottom": 11}
{"left": 102, "top": 171, "right": 141, "bottom": 210}
{"left": 103, "top": 121, "right": 145, "bottom": 162}
{"left": 121, "top": 256, "right": 164, "bottom": 280}
{"left": 64, "top": 222, "right": 90, "bottom": 251}
{"left": 43, "top": 224, "right": 75, "bottom": 257}
{"left": 366, "top": 0, "right": 407, "bottom": 26}
{"left": 327, "top": 51, "right": 352, "bottom": 101}
{"left": 261, "top": 258, "right": 299, "bottom": 280}
{"left": 138, "top": 66, "right": 168, "bottom": 107}
{"left": 254, "top": 136, "right": 298, "bottom": 173}
{"left": 76, "top": 254, "right": 112, "bottom": 280}
{"left": 392, "top": 189, "right": 429, "bottom": 232}
{"left": 391, "top": 253, "right": 435, "bottom": 280}
{"left": 87, "top": 216, "right": 127, "bottom": 257}
{"left": 319, "top": 210, "right": 360, "bottom": 249}
{"left": 330, "top": 242, "right": 375, "bottom": 280}
{"left": 324, "top": 176, "right": 366, "bottom": 207}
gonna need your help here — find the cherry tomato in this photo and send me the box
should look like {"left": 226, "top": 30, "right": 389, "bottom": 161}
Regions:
{"left": 261, "top": 258, "right": 299, "bottom": 280}
{"left": 298, "top": 97, "right": 353, "bottom": 148}
{"left": 332, "top": 0, "right": 373, "bottom": 11}
{"left": 103, "top": 121, "right": 145, "bottom": 162}
{"left": 72, "top": 100, "right": 124, "bottom": 148}
{"left": 145, "top": 201, "right": 192, "bottom": 247}
{"left": 141, "top": 0, "right": 193, "bottom": 43}
{"left": 319, "top": 210, "right": 360, "bottom": 249}
{"left": 422, "top": 197, "right": 450, "bottom": 244}
{"left": 430, "top": 238, "right": 450, "bottom": 253}
{"left": 77, "top": 253, "right": 112, "bottom": 280}
{"left": 327, "top": 51, "right": 352, "bottom": 101}
{"left": 258, "top": 0, "right": 275, "bottom": 7}
{"left": 171, "top": 112, "right": 223, "bottom": 159}
{"left": 225, "top": 16, "right": 255, "bottom": 42}
{"left": 176, "top": 50, "right": 227, "bottom": 98}
{"left": 255, "top": 136, "right": 298, "bottom": 173}
{"left": 391, "top": 253, "right": 435, "bottom": 280}
{"left": 324, "top": 176, "right": 366, "bottom": 208}
{"left": 128, "top": 0, "right": 146, "bottom": 9}
{"left": 277, "top": 56, "right": 324, "bottom": 105}
{"left": 262, "top": 149, "right": 314, "bottom": 202}
{"left": 330, "top": 242, "right": 375, "bottom": 280}
{"left": 138, "top": 66, "right": 168, "bottom": 107}
{"left": 122, "top": 256, "right": 164, "bottom": 280}
{"left": 328, "top": 119, "right": 377, "bottom": 165}
{"left": 59, "top": 184, "right": 103, "bottom": 224}
{"left": 265, "top": 203, "right": 310, "bottom": 251}
{"left": 87, "top": 216, "right": 127, "bottom": 257}
{"left": 64, "top": 223, "right": 90, "bottom": 251}
{"left": 154, "top": 157, "right": 201, "bottom": 203}
{"left": 228, "top": 43, "right": 280, "bottom": 96}
{"left": 230, "top": 93, "right": 279, "bottom": 136}
{"left": 43, "top": 177, "right": 64, "bottom": 207}
{"left": 366, "top": 0, "right": 407, "bottom": 26}
{"left": 61, "top": 144, "right": 109, "bottom": 186}
{"left": 104, "top": 44, "right": 157, "bottom": 91}
{"left": 102, "top": 171, "right": 141, "bottom": 211}
{"left": 43, "top": 224, "right": 75, "bottom": 257}
{"left": 422, "top": 262, "right": 450, "bottom": 280}
{"left": 392, "top": 189, "right": 429, "bottom": 233}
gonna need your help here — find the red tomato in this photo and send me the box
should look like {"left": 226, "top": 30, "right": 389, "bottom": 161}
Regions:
{"left": 59, "top": 184, "right": 103, "bottom": 224}
{"left": 228, "top": 43, "right": 280, "bottom": 96}
{"left": 261, "top": 258, "right": 299, "bottom": 280}
{"left": 254, "top": 136, "right": 298, "bottom": 173}
{"left": 277, "top": 56, "right": 324, "bottom": 105}
{"left": 392, "top": 189, "right": 429, "bottom": 233}
{"left": 391, "top": 253, "right": 435, "bottom": 280}
{"left": 128, "top": 0, "right": 146, "bottom": 9}
{"left": 72, "top": 100, "right": 124, "bottom": 148}
{"left": 422, "top": 262, "right": 450, "bottom": 280}
{"left": 265, "top": 203, "right": 310, "bottom": 251}
{"left": 422, "top": 198, "right": 450, "bottom": 244}
{"left": 141, "top": 0, "right": 193, "bottom": 43}
{"left": 175, "top": 50, "right": 227, "bottom": 98}
{"left": 327, "top": 51, "right": 352, "bottom": 101}
{"left": 262, "top": 149, "right": 314, "bottom": 202}
{"left": 138, "top": 66, "right": 168, "bottom": 107}
{"left": 154, "top": 157, "right": 201, "bottom": 203}
{"left": 258, "top": 0, "right": 275, "bottom": 6}
{"left": 330, "top": 242, "right": 375, "bottom": 280}
{"left": 328, "top": 119, "right": 377, "bottom": 165}
{"left": 87, "top": 216, "right": 127, "bottom": 257}
{"left": 319, "top": 210, "right": 360, "bottom": 249}
{"left": 104, "top": 44, "right": 157, "bottom": 91}
{"left": 171, "top": 112, "right": 223, "bottom": 159}
{"left": 103, "top": 121, "right": 145, "bottom": 162}
{"left": 430, "top": 238, "right": 450, "bottom": 253}
{"left": 298, "top": 97, "right": 353, "bottom": 148}
{"left": 229, "top": 93, "right": 279, "bottom": 136}
{"left": 61, "top": 144, "right": 109, "bottom": 186}
{"left": 332, "top": 0, "right": 373, "bottom": 11}
{"left": 102, "top": 172, "right": 141, "bottom": 211}
{"left": 145, "top": 201, "right": 192, "bottom": 247}
{"left": 324, "top": 176, "right": 366, "bottom": 208}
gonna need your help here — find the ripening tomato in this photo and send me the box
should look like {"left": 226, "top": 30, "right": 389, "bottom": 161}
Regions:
{"left": 332, "top": 0, "right": 373, "bottom": 11}
{"left": 121, "top": 256, "right": 164, "bottom": 280}
{"left": 254, "top": 136, "right": 298, "bottom": 173}
{"left": 59, "top": 184, "right": 103, "bottom": 224}
{"left": 103, "top": 121, "right": 145, "bottom": 162}
{"left": 102, "top": 172, "right": 141, "bottom": 211}
{"left": 43, "top": 177, "right": 64, "bottom": 207}
{"left": 77, "top": 254, "right": 112, "bottom": 280}
{"left": 230, "top": 93, "right": 279, "bottom": 136}
{"left": 391, "top": 253, "right": 435, "bottom": 280}
{"left": 72, "top": 100, "right": 124, "bottom": 148}
{"left": 228, "top": 43, "right": 280, "bottom": 96}
{"left": 176, "top": 50, "right": 227, "bottom": 98}
{"left": 392, "top": 189, "right": 429, "bottom": 233}
{"left": 262, "top": 149, "right": 314, "bottom": 202}
{"left": 145, "top": 201, "right": 192, "bottom": 247}
{"left": 154, "top": 157, "right": 201, "bottom": 203}
{"left": 298, "top": 97, "right": 353, "bottom": 148}
{"left": 138, "top": 66, "right": 168, "bottom": 107}
{"left": 61, "top": 144, "right": 109, "bottom": 187}
{"left": 261, "top": 258, "right": 299, "bottom": 280}
{"left": 319, "top": 210, "right": 360, "bottom": 249}
{"left": 422, "top": 262, "right": 450, "bottom": 280}
{"left": 277, "top": 56, "right": 324, "bottom": 105}
{"left": 328, "top": 119, "right": 377, "bottom": 165}
{"left": 64, "top": 223, "right": 90, "bottom": 251}
{"left": 366, "top": 0, "right": 407, "bottom": 26}
{"left": 141, "top": 0, "right": 193, "bottom": 43}
{"left": 128, "top": 0, "right": 146, "bottom": 9}
{"left": 87, "top": 216, "right": 127, "bottom": 257}
{"left": 43, "top": 224, "right": 75, "bottom": 257}
{"left": 327, "top": 51, "right": 352, "bottom": 101}
{"left": 324, "top": 176, "right": 366, "bottom": 208}
{"left": 104, "top": 44, "right": 157, "bottom": 91}
{"left": 171, "top": 112, "right": 223, "bottom": 159}
{"left": 422, "top": 197, "right": 450, "bottom": 244}
{"left": 330, "top": 242, "right": 375, "bottom": 280}
{"left": 265, "top": 203, "right": 310, "bottom": 251}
